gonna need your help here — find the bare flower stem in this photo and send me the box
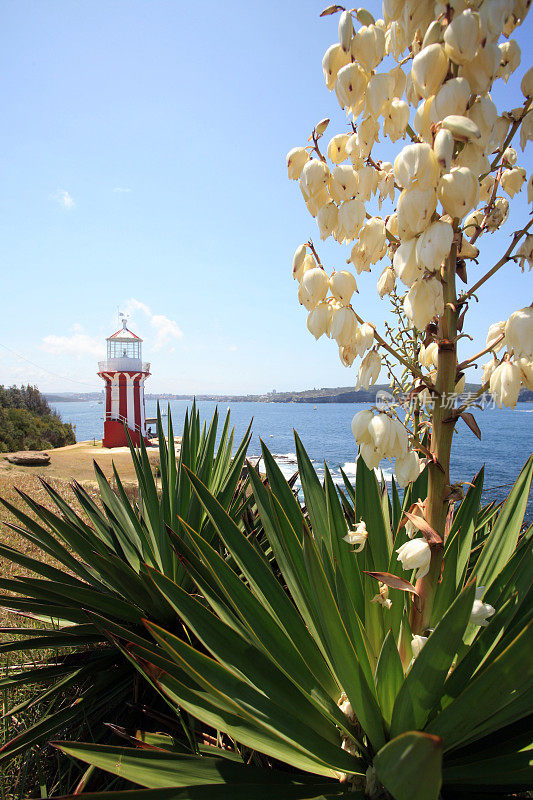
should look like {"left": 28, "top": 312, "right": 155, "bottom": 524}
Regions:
{"left": 352, "top": 310, "right": 433, "bottom": 388}
{"left": 410, "top": 226, "right": 459, "bottom": 634}
{"left": 460, "top": 217, "right": 533, "bottom": 302}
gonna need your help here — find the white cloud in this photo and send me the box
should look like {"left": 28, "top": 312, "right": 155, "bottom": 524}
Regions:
{"left": 53, "top": 189, "right": 75, "bottom": 209}
{"left": 42, "top": 332, "right": 103, "bottom": 359}
{"left": 123, "top": 298, "right": 183, "bottom": 351}
{"left": 113, "top": 187, "right": 132, "bottom": 193}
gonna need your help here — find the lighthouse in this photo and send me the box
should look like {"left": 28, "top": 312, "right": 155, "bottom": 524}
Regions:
{"left": 97, "top": 318, "right": 151, "bottom": 448}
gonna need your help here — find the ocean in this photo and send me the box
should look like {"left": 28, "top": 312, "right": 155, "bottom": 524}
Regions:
{"left": 50, "top": 398, "right": 533, "bottom": 519}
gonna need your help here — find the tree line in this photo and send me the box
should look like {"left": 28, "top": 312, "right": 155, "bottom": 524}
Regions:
{"left": 0, "top": 384, "right": 76, "bottom": 452}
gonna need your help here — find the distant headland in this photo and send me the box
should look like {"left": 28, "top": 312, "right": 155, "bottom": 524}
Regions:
{"left": 46, "top": 385, "right": 533, "bottom": 405}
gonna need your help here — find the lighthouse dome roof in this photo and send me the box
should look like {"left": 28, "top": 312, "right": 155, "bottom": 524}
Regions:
{"left": 107, "top": 320, "right": 142, "bottom": 342}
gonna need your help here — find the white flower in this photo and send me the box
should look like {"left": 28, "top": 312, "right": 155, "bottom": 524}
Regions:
{"left": 517, "top": 235, "right": 533, "bottom": 271}
{"left": 365, "top": 73, "right": 394, "bottom": 120}
{"left": 327, "top": 133, "right": 350, "bottom": 164}
{"left": 287, "top": 147, "right": 310, "bottom": 180}
{"left": 335, "top": 62, "right": 368, "bottom": 118}
{"left": 395, "top": 450, "right": 424, "bottom": 488}
{"left": 336, "top": 200, "right": 365, "bottom": 243}
{"left": 297, "top": 282, "right": 316, "bottom": 311}
{"left": 433, "top": 128, "right": 454, "bottom": 172}
{"left": 300, "top": 159, "right": 330, "bottom": 199}
{"left": 397, "top": 187, "right": 437, "bottom": 239}
{"left": 411, "top": 44, "right": 449, "bottom": 98}
{"left": 394, "top": 143, "right": 438, "bottom": 190}
{"left": 468, "top": 94, "right": 498, "bottom": 150}
{"left": 517, "top": 356, "right": 533, "bottom": 390}
{"left": 377, "top": 266, "right": 396, "bottom": 298}
{"left": 303, "top": 187, "right": 330, "bottom": 218}
{"left": 419, "top": 341, "right": 439, "bottom": 369}
{"left": 367, "top": 412, "right": 392, "bottom": 452}
{"left": 393, "top": 238, "right": 423, "bottom": 287}
{"left": 486, "top": 195, "right": 509, "bottom": 231}
{"left": 322, "top": 43, "right": 350, "bottom": 91}
{"left": 338, "top": 343, "right": 357, "bottom": 367}
{"left": 360, "top": 441, "right": 382, "bottom": 470}
{"left": 351, "top": 24, "right": 385, "bottom": 71}
{"left": 377, "top": 165, "right": 395, "bottom": 207}
{"left": 497, "top": 39, "right": 521, "bottom": 83}
{"left": 404, "top": 503, "right": 426, "bottom": 539}
{"left": 317, "top": 201, "right": 339, "bottom": 240}
{"left": 411, "top": 634, "right": 428, "bottom": 659}
{"left": 302, "top": 267, "right": 329, "bottom": 306}
{"left": 486, "top": 321, "right": 507, "bottom": 353}
{"left": 489, "top": 361, "right": 522, "bottom": 409}
{"left": 356, "top": 165, "right": 378, "bottom": 202}
{"left": 470, "top": 587, "right": 495, "bottom": 626}
{"left": 455, "top": 143, "right": 489, "bottom": 180}
{"left": 482, "top": 357, "right": 499, "bottom": 386}
{"left": 358, "top": 217, "right": 387, "bottom": 264}
{"left": 459, "top": 41, "right": 500, "bottom": 94}
{"left": 351, "top": 409, "right": 374, "bottom": 444}
{"left": 385, "top": 418, "right": 409, "bottom": 459}
{"left": 343, "top": 520, "right": 368, "bottom": 552}
{"left": 432, "top": 77, "right": 471, "bottom": 122}
{"left": 397, "top": 538, "right": 431, "bottom": 580}
{"left": 404, "top": 277, "right": 444, "bottom": 332}
{"left": 443, "top": 9, "right": 480, "bottom": 65}
{"left": 292, "top": 245, "right": 309, "bottom": 282}
{"left": 307, "top": 302, "right": 332, "bottom": 340}
{"left": 330, "top": 270, "right": 357, "bottom": 305}
{"left": 356, "top": 116, "right": 381, "bottom": 160}
{"left": 330, "top": 306, "right": 358, "bottom": 346}
{"left": 338, "top": 9, "right": 354, "bottom": 52}
{"left": 463, "top": 209, "right": 484, "bottom": 237}
{"left": 501, "top": 167, "right": 526, "bottom": 198}
{"left": 522, "top": 65, "right": 533, "bottom": 99}
{"left": 371, "top": 582, "right": 392, "bottom": 610}
{"left": 505, "top": 307, "right": 533, "bottom": 357}
{"left": 383, "top": 98, "right": 410, "bottom": 142}
{"left": 479, "top": 174, "right": 496, "bottom": 204}
{"left": 356, "top": 350, "right": 381, "bottom": 390}
{"left": 357, "top": 322, "right": 374, "bottom": 354}
{"left": 503, "top": 147, "right": 518, "bottom": 167}
{"left": 389, "top": 64, "right": 406, "bottom": 97}
{"left": 337, "top": 691, "right": 355, "bottom": 721}
{"left": 438, "top": 167, "right": 479, "bottom": 220}
{"left": 520, "top": 111, "right": 533, "bottom": 151}
{"left": 415, "top": 221, "right": 454, "bottom": 273}
{"left": 329, "top": 165, "right": 358, "bottom": 202}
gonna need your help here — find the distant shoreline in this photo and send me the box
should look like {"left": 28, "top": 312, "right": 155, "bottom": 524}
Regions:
{"left": 47, "top": 386, "right": 533, "bottom": 405}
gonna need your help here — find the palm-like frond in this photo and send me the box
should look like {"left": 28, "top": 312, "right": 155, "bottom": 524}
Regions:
{"left": 61, "top": 441, "right": 532, "bottom": 798}
{"left": 0, "top": 404, "right": 252, "bottom": 769}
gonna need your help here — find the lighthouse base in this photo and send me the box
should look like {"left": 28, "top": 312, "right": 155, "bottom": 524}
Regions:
{"left": 102, "top": 420, "right": 149, "bottom": 449}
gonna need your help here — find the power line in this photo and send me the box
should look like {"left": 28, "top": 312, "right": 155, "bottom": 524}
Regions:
{"left": 0, "top": 341, "right": 97, "bottom": 388}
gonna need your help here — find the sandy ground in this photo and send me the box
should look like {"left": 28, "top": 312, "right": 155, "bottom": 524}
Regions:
{"left": 0, "top": 439, "right": 180, "bottom": 487}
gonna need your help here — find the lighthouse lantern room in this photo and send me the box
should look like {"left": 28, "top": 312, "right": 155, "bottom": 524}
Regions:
{"left": 98, "top": 318, "right": 151, "bottom": 448}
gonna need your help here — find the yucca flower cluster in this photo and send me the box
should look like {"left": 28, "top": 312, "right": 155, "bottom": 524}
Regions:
{"left": 287, "top": 0, "right": 533, "bottom": 494}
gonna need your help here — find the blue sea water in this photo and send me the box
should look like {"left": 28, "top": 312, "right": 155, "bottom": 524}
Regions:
{"left": 50, "top": 398, "right": 533, "bottom": 519}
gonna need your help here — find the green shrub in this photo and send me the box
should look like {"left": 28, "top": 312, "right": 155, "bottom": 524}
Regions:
{"left": 52, "top": 434, "right": 532, "bottom": 799}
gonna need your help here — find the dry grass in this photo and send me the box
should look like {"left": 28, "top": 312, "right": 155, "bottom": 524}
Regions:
{"left": 0, "top": 458, "right": 148, "bottom": 798}
{"left": 0, "top": 440, "right": 161, "bottom": 486}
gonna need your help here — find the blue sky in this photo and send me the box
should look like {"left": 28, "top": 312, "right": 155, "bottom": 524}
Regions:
{"left": 0, "top": 0, "right": 531, "bottom": 394}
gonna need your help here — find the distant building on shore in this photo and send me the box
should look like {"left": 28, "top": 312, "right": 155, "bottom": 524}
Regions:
{"left": 97, "top": 317, "right": 151, "bottom": 447}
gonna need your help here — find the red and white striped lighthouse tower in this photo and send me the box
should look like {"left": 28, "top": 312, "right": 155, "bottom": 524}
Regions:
{"left": 97, "top": 318, "right": 151, "bottom": 448}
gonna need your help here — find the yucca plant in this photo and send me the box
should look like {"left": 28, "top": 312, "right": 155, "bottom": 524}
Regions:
{"left": 52, "top": 437, "right": 533, "bottom": 799}
{"left": 0, "top": 403, "right": 252, "bottom": 771}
